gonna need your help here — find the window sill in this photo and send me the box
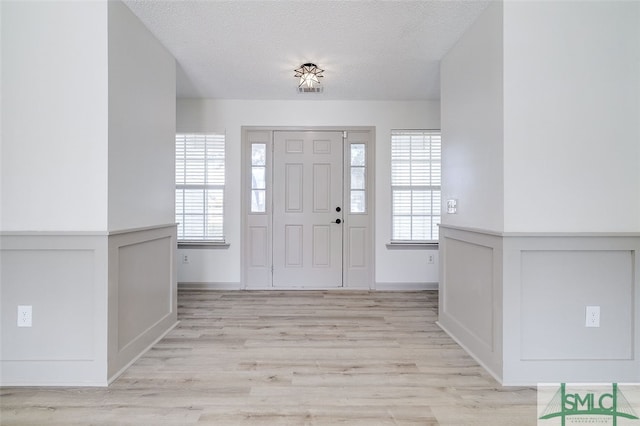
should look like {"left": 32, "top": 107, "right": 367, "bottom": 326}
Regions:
{"left": 178, "top": 241, "right": 230, "bottom": 249}
{"left": 386, "top": 242, "right": 438, "bottom": 250}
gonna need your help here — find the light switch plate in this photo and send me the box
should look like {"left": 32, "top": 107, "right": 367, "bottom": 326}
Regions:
{"left": 447, "top": 199, "right": 457, "bottom": 214}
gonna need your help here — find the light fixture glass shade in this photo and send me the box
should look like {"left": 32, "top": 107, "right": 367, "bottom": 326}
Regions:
{"left": 294, "top": 63, "right": 324, "bottom": 92}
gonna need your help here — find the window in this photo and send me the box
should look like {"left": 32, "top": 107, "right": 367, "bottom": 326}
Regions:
{"left": 391, "top": 130, "right": 441, "bottom": 242}
{"left": 175, "top": 133, "right": 225, "bottom": 242}
{"left": 250, "top": 143, "right": 266, "bottom": 213}
{"left": 350, "top": 143, "right": 366, "bottom": 213}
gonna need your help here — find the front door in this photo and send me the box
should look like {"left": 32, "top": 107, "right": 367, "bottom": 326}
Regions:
{"left": 272, "top": 131, "right": 343, "bottom": 288}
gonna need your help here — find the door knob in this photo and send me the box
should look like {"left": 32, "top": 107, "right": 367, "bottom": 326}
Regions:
{"left": 332, "top": 219, "right": 342, "bottom": 224}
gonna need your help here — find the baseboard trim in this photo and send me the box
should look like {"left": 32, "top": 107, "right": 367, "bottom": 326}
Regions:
{"left": 436, "top": 320, "right": 506, "bottom": 386}
{"left": 180, "top": 282, "right": 439, "bottom": 291}
{"left": 179, "top": 282, "right": 242, "bottom": 290}
{"left": 375, "top": 282, "right": 439, "bottom": 291}
{"left": 107, "top": 320, "right": 180, "bottom": 385}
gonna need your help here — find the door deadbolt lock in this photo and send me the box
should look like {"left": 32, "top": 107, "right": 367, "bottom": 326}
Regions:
{"left": 336, "top": 207, "right": 341, "bottom": 212}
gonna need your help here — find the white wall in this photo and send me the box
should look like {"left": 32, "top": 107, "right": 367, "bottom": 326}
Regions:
{"left": 107, "top": 1, "right": 176, "bottom": 231}
{"left": 503, "top": 1, "right": 640, "bottom": 232}
{"left": 0, "top": 0, "right": 177, "bottom": 386}
{"left": 105, "top": 1, "right": 178, "bottom": 383}
{"left": 1, "top": 1, "right": 109, "bottom": 231}
{"left": 0, "top": 0, "right": 110, "bottom": 385}
{"left": 176, "top": 99, "right": 440, "bottom": 287}
{"left": 0, "top": 1, "right": 4, "bottom": 228}
{"left": 439, "top": 0, "right": 640, "bottom": 385}
{"left": 440, "top": 1, "right": 504, "bottom": 233}
{"left": 439, "top": 1, "right": 505, "bottom": 381}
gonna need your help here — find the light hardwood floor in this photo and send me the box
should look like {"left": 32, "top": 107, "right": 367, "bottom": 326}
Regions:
{"left": 1, "top": 291, "right": 537, "bottom": 425}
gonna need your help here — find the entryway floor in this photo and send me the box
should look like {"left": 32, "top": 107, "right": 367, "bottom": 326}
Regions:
{"left": 1, "top": 290, "right": 537, "bottom": 425}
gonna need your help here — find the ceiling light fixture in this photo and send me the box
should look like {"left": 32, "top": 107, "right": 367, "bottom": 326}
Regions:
{"left": 294, "top": 63, "right": 324, "bottom": 93}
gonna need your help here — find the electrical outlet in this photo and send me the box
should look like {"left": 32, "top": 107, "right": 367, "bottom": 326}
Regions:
{"left": 182, "top": 254, "right": 189, "bottom": 264}
{"left": 17, "top": 305, "right": 32, "bottom": 327}
{"left": 585, "top": 305, "right": 600, "bottom": 328}
{"left": 427, "top": 254, "right": 434, "bottom": 264}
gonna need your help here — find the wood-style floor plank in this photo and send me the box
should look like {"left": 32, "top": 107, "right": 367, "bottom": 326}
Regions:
{"left": 1, "top": 290, "right": 537, "bottom": 425}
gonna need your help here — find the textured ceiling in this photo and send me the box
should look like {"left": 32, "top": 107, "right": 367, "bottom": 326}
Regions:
{"left": 123, "top": 0, "right": 490, "bottom": 100}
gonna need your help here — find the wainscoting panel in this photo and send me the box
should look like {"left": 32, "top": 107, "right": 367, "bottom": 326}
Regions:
{"left": 2, "top": 249, "right": 96, "bottom": 360}
{"left": 117, "top": 237, "right": 173, "bottom": 350}
{"left": 437, "top": 227, "right": 503, "bottom": 380}
{"left": 107, "top": 225, "right": 177, "bottom": 381}
{"left": 0, "top": 234, "right": 109, "bottom": 386}
{"left": 439, "top": 224, "right": 640, "bottom": 385}
{"left": 1, "top": 226, "right": 177, "bottom": 386}
{"left": 444, "top": 239, "right": 494, "bottom": 350}
{"left": 520, "top": 249, "right": 633, "bottom": 360}
{"left": 502, "top": 235, "right": 640, "bottom": 384}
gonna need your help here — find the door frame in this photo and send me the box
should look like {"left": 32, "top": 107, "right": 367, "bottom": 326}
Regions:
{"left": 241, "top": 126, "right": 375, "bottom": 290}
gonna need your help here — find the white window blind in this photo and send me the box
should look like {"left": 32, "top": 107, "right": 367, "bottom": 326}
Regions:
{"left": 175, "top": 133, "right": 225, "bottom": 242}
{"left": 391, "top": 130, "right": 441, "bottom": 242}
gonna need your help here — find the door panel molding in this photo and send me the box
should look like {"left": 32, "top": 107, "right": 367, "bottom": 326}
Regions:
{"left": 241, "top": 126, "right": 375, "bottom": 290}
{"left": 273, "top": 130, "right": 343, "bottom": 288}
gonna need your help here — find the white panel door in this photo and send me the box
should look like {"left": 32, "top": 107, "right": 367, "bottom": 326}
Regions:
{"left": 273, "top": 131, "right": 343, "bottom": 287}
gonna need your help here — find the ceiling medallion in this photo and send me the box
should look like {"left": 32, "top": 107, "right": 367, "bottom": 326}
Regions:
{"left": 294, "top": 63, "right": 324, "bottom": 93}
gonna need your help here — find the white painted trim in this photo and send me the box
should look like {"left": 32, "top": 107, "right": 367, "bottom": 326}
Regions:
{"left": 108, "top": 223, "right": 178, "bottom": 235}
{"left": 177, "top": 242, "right": 230, "bottom": 249}
{"left": 436, "top": 320, "right": 505, "bottom": 385}
{"left": 178, "top": 282, "right": 243, "bottom": 290}
{"left": 0, "top": 230, "right": 109, "bottom": 236}
{"left": 107, "top": 321, "right": 179, "bottom": 385}
{"left": 440, "top": 225, "right": 640, "bottom": 385}
{"left": 241, "top": 126, "right": 375, "bottom": 290}
{"left": 106, "top": 226, "right": 178, "bottom": 380}
{"left": 375, "top": 282, "right": 439, "bottom": 291}
{"left": 180, "top": 283, "right": 421, "bottom": 292}
{"left": 1, "top": 233, "right": 109, "bottom": 386}
{"left": 385, "top": 242, "right": 439, "bottom": 250}
{"left": 0, "top": 224, "right": 179, "bottom": 237}
{"left": 439, "top": 224, "right": 640, "bottom": 238}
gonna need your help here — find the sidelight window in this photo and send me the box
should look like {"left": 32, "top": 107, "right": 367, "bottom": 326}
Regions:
{"left": 350, "top": 143, "right": 367, "bottom": 213}
{"left": 250, "top": 143, "right": 267, "bottom": 213}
